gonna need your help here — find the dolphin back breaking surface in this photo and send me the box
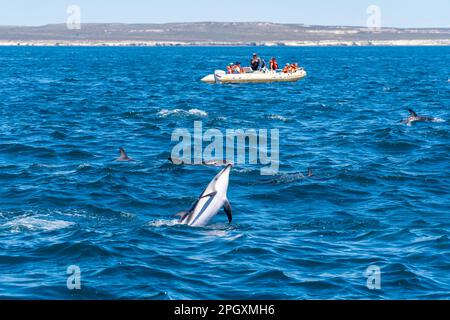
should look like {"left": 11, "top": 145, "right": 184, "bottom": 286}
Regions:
{"left": 402, "top": 109, "right": 444, "bottom": 126}
{"left": 178, "top": 165, "right": 233, "bottom": 227}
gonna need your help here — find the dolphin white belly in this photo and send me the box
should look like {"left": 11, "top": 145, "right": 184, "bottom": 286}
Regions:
{"left": 187, "top": 196, "right": 226, "bottom": 227}
{"left": 178, "top": 165, "right": 233, "bottom": 227}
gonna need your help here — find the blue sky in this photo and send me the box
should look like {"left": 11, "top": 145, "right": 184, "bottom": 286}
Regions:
{"left": 0, "top": 0, "right": 449, "bottom": 27}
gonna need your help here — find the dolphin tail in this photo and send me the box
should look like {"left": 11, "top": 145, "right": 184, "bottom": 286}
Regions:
{"left": 175, "top": 211, "right": 190, "bottom": 222}
{"left": 223, "top": 199, "right": 232, "bottom": 224}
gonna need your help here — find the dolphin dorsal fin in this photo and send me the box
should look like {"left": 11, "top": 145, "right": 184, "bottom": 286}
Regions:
{"left": 117, "top": 147, "right": 133, "bottom": 161}
{"left": 119, "top": 148, "right": 128, "bottom": 158}
{"left": 408, "top": 109, "right": 418, "bottom": 117}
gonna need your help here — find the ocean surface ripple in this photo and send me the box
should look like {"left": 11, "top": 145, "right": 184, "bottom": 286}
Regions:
{"left": 0, "top": 46, "right": 449, "bottom": 299}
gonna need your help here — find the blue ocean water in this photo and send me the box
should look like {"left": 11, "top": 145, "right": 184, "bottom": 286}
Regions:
{"left": 0, "top": 46, "right": 449, "bottom": 299}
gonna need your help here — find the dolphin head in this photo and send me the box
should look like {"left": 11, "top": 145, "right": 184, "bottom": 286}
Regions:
{"left": 213, "top": 164, "right": 233, "bottom": 195}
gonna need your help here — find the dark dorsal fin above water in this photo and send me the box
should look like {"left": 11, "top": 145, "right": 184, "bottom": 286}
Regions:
{"left": 119, "top": 147, "right": 128, "bottom": 158}
{"left": 408, "top": 109, "right": 418, "bottom": 117}
{"left": 118, "top": 147, "right": 132, "bottom": 161}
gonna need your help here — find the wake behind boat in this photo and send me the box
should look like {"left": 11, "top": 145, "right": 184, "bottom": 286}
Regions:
{"left": 201, "top": 53, "right": 307, "bottom": 84}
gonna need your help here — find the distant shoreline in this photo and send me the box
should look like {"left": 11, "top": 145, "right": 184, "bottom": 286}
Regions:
{"left": 1, "top": 39, "right": 450, "bottom": 47}
{"left": 1, "top": 22, "right": 449, "bottom": 48}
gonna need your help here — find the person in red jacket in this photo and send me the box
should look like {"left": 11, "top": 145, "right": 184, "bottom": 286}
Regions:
{"left": 270, "top": 57, "right": 279, "bottom": 71}
{"left": 226, "top": 63, "right": 234, "bottom": 74}
{"left": 233, "top": 62, "right": 243, "bottom": 74}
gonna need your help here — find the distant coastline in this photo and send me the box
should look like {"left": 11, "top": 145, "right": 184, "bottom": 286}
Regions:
{"left": 1, "top": 39, "right": 450, "bottom": 47}
{"left": 0, "top": 22, "right": 449, "bottom": 47}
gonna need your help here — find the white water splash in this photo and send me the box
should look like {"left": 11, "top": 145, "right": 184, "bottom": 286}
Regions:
{"left": 204, "top": 230, "right": 243, "bottom": 241}
{"left": 146, "top": 219, "right": 180, "bottom": 228}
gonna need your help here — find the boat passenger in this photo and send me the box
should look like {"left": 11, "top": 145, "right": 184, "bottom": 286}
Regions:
{"left": 282, "top": 63, "right": 291, "bottom": 73}
{"left": 250, "top": 53, "right": 261, "bottom": 71}
{"left": 227, "top": 63, "right": 235, "bottom": 74}
{"left": 261, "top": 59, "right": 267, "bottom": 70}
{"left": 270, "top": 57, "right": 279, "bottom": 71}
{"left": 233, "top": 62, "right": 243, "bottom": 74}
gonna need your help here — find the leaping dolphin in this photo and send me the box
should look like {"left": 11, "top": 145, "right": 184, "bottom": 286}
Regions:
{"left": 177, "top": 164, "right": 233, "bottom": 227}
{"left": 117, "top": 147, "right": 133, "bottom": 162}
{"left": 402, "top": 109, "right": 439, "bottom": 126}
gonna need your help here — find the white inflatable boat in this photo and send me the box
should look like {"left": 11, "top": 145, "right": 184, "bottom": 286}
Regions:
{"left": 201, "top": 68, "right": 307, "bottom": 84}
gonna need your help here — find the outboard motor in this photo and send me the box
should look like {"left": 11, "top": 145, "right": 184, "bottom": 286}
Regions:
{"left": 214, "top": 70, "right": 226, "bottom": 84}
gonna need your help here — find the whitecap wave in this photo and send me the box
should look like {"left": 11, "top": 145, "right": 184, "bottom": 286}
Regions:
{"left": 188, "top": 109, "right": 208, "bottom": 117}
{"left": 233, "top": 167, "right": 257, "bottom": 174}
{"left": 54, "top": 170, "right": 77, "bottom": 176}
{"left": 3, "top": 216, "right": 75, "bottom": 232}
{"left": 119, "top": 212, "right": 136, "bottom": 219}
{"left": 158, "top": 108, "right": 208, "bottom": 118}
{"left": 77, "top": 163, "right": 92, "bottom": 170}
{"left": 267, "top": 114, "right": 289, "bottom": 122}
{"left": 269, "top": 172, "right": 308, "bottom": 184}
